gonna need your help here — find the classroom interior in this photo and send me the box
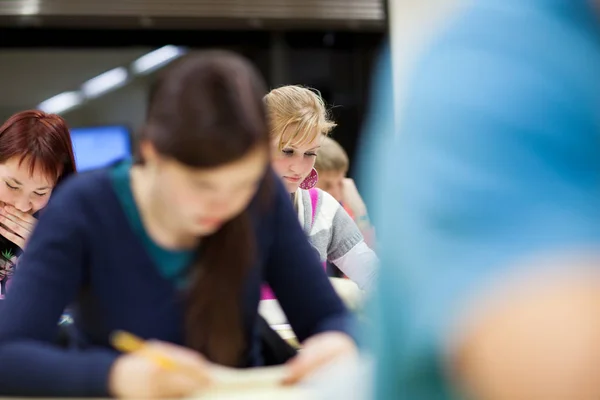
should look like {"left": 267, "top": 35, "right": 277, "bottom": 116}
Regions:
{"left": 1, "top": 0, "right": 599, "bottom": 399}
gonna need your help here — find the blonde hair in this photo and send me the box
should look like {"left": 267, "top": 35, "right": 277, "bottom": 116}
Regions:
{"left": 264, "top": 85, "right": 337, "bottom": 150}
{"left": 315, "top": 136, "right": 349, "bottom": 174}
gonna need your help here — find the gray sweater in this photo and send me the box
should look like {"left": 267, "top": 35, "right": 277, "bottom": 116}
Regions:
{"left": 294, "top": 188, "right": 378, "bottom": 292}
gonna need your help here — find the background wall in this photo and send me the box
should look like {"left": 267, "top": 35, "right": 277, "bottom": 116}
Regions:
{"left": 60, "top": 76, "right": 151, "bottom": 135}
{"left": 0, "top": 48, "right": 152, "bottom": 121}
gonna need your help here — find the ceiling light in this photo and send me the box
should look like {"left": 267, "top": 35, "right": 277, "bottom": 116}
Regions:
{"left": 81, "top": 67, "right": 129, "bottom": 99}
{"left": 131, "top": 45, "right": 186, "bottom": 75}
{"left": 37, "top": 91, "right": 83, "bottom": 114}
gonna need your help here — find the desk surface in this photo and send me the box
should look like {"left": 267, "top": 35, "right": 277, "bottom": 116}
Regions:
{"left": 0, "top": 356, "right": 372, "bottom": 400}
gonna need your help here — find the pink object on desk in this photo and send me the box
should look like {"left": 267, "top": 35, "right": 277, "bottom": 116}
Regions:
{"left": 261, "top": 189, "right": 321, "bottom": 300}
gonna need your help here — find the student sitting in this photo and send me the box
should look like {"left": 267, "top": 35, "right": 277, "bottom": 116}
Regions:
{"left": 0, "top": 51, "right": 357, "bottom": 398}
{"left": 264, "top": 85, "right": 378, "bottom": 293}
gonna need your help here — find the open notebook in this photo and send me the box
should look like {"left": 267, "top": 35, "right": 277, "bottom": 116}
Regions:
{"left": 190, "top": 365, "right": 309, "bottom": 399}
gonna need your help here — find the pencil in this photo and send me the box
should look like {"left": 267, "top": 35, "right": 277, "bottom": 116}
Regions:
{"left": 110, "top": 330, "right": 178, "bottom": 370}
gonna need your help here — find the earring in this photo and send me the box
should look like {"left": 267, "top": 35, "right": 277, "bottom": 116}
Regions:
{"left": 299, "top": 168, "right": 318, "bottom": 190}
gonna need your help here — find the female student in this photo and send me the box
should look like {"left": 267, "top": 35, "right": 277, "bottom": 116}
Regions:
{"left": 264, "top": 85, "right": 378, "bottom": 292}
{"left": 0, "top": 110, "right": 76, "bottom": 291}
{"left": 368, "top": 1, "right": 600, "bottom": 399}
{"left": 0, "top": 51, "right": 356, "bottom": 398}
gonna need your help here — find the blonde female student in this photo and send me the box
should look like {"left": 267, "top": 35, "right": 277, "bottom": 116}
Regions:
{"left": 263, "top": 85, "right": 378, "bottom": 293}
{"left": 0, "top": 52, "right": 356, "bottom": 398}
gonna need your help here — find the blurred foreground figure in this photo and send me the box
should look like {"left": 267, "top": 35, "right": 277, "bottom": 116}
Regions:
{"left": 366, "top": 0, "right": 600, "bottom": 399}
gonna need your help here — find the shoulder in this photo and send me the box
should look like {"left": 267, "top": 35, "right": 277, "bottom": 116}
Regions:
{"left": 314, "top": 188, "right": 341, "bottom": 207}
{"left": 312, "top": 188, "right": 342, "bottom": 217}
{"left": 307, "top": 188, "right": 347, "bottom": 233}
{"left": 296, "top": 188, "right": 340, "bottom": 211}
{"left": 53, "top": 169, "right": 111, "bottom": 200}
{"left": 23, "top": 169, "right": 117, "bottom": 255}
{"left": 43, "top": 168, "right": 115, "bottom": 220}
{"left": 391, "top": 3, "right": 600, "bottom": 214}
{"left": 409, "top": 2, "right": 600, "bottom": 115}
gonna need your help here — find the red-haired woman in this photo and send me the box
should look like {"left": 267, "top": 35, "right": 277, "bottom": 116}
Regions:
{"left": 0, "top": 110, "right": 76, "bottom": 293}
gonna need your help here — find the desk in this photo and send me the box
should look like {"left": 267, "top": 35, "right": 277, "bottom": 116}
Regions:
{"left": 0, "top": 356, "right": 371, "bottom": 400}
{"left": 0, "top": 281, "right": 365, "bottom": 400}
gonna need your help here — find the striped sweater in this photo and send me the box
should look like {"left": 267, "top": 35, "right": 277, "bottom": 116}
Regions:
{"left": 294, "top": 188, "right": 378, "bottom": 292}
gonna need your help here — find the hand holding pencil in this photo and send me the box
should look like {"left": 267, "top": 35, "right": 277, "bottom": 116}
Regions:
{"left": 108, "top": 331, "right": 213, "bottom": 399}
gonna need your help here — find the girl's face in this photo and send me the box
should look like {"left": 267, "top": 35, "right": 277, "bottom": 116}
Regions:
{"left": 0, "top": 156, "right": 56, "bottom": 214}
{"left": 271, "top": 127, "right": 322, "bottom": 193}
{"left": 142, "top": 142, "right": 268, "bottom": 237}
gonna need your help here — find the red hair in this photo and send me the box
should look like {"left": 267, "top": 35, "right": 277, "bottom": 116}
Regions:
{"left": 0, "top": 110, "right": 76, "bottom": 185}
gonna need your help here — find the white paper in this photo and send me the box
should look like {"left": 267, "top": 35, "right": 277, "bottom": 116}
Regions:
{"left": 190, "top": 365, "right": 309, "bottom": 399}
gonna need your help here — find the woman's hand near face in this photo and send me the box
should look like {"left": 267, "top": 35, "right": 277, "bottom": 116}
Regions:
{"left": 0, "top": 205, "right": 37, "bottom": 249}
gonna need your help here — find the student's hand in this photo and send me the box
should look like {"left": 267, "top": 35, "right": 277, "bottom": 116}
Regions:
{"left": 0, "top": 205, "right": 37, "bottom": 249}
{"left": 283, "top": 331, "right": 357, "bottom": 384}
{"left": 109, "top": 341, "right": 213, "bottom": 398}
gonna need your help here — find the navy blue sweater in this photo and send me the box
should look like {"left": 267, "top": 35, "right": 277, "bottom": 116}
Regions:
{"left": 0, "top": 167, "right": 351, "bottom": 397}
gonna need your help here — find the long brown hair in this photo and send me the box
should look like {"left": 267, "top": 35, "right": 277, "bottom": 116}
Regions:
{"left": 140, "top": 51, "right": 270, "bottom": 366}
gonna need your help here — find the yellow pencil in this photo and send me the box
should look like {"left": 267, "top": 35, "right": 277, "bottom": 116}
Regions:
{"left": 110, "top": 330, "right": 178, "bottom": 370}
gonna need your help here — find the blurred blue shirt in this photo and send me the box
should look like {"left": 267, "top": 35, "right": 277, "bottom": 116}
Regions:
{"left": 362, "top": 1, "right": 600, "bottom": 398}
